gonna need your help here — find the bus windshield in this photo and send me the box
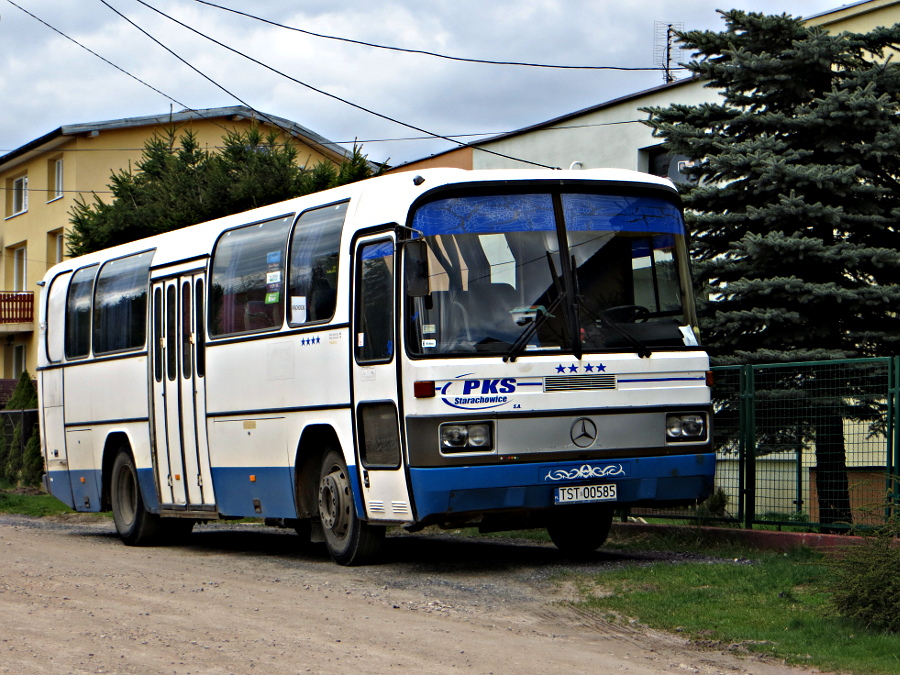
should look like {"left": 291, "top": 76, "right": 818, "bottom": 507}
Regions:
{"left": 406, "top": 191, "right": 698, "bottom": 357}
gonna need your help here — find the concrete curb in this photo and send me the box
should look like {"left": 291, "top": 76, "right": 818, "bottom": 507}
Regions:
{"left": 608, "top": 522, "right": 895, "bottom": 553}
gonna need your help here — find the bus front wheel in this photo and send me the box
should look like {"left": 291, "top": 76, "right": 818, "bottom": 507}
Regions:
{"left": 547, "top": 504, "right": 614, "bottom": 555}
{"left": 110, "top": 450, "right": 161, "bottom": 546}
{"left": 317, "top": 450, "right": 384, "bottom": 566}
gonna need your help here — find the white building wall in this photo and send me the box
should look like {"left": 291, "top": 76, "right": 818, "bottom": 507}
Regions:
{"left": 471, "top": 79, "right": 713, "bottom": 172}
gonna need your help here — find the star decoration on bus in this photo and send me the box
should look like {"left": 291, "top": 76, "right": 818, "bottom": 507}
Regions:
{"left": 555, "top": 363, "right": 606, "bottom": 373}
{"left": 301, "top": 336, "right": 321, "bottom": 346}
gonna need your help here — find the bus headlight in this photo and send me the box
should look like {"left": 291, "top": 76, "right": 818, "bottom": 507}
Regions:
{"left": 440, "top": 422, "right": 493, "bottom": 453}
{"left": 665, "top": 413, "right": 707, "bottom": 442}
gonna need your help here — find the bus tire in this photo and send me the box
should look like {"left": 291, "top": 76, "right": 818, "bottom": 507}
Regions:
{"left": 110, "top": 450, "right": 161, "bottom": 546}
{"left": 318, "top": 450, "right": 384, "bottom": 566}
{"left": 547, "top": 504, "right": 613, "bottom": 555}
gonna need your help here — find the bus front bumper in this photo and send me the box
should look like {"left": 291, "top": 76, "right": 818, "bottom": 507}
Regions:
{"left": 408, "top": 453, "right": 715, "bottom": 521}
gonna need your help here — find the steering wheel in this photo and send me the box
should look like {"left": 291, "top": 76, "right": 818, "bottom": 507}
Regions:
{"left": 604, "top": 305, "right": 650, "bottom": 323}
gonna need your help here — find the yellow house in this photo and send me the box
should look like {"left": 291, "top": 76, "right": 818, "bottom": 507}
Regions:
{"left": 0, "top": 106, "right": 349, "bottom": 384}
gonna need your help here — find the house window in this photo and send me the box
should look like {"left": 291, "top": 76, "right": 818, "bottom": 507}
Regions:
{"left": 6, "top": 174, "right": 28, "bottom": 217}
{"left": 12, "top": 345, "right": 25, "bottom": 379}
{"left": 48, "top": 157, "right": 64, "bottom": 201}
{"left": 48, "top": 230, "right": 65, "bottom": 265}
{"left": 13, "top": 246, "right": 27, "bottom": 292}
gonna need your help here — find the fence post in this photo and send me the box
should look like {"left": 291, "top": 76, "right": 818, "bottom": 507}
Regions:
{"left": 890, "top": 357, "right": 899, "bottom": 519}
{"left": 740, "top": 364, "right": 756, "bottom": 529}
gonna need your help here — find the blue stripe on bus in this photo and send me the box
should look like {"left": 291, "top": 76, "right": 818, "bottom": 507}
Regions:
{"left": 44, "top": 470, "right": 77, "bottom": 509}
{"left": 49, "top": 461, "right": 369, "bottom": 523}
{"left": 408, "top": 453, "right": 715, "bottom": 520}
{"left": 209, "top": 464, "right": 366, "bottom": 521}
{"left": 211, "top": 466, "right": 297, "bottom": 519}
{"left": 617, "top": 377, "right": 706, "bottom": 383}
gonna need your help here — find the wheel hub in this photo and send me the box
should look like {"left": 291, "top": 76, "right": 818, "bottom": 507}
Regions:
{"left": 319, "top": 470, "right": 350, "bottom": 538}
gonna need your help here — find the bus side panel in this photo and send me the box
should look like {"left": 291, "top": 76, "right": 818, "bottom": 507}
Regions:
{"left": 65, "top": 428, "right": 99, "bottom": 511}
{"left": 204, "top": 332, "right": 351, "bottom": 416}
{"left": 40, "top": 369, "right": 75, "bottom": 508}
{"left": 63, "top": 358, "right": 150, "bottom": 426}
{"left": 204, "top": 331, "right": 352, "bottom": 518}
{"left": 62, "top": 358, "right": 153, "bottom": 512}
{"left": 207, "top": 415, "right": 295, "bottom": 518}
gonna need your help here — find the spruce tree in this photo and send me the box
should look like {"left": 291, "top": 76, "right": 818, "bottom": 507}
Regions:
{"left": 643, "top": 11, "right": 900, "bottom": 527}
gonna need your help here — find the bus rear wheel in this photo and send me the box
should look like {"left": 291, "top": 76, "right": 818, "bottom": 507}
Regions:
{"left": 547, "top": 504, "right": 614, "bottom": 555}
{"left": 110, "top": 450, "right": 161, "bottom": 546}
{"left": 317, "top": 450, "right": 384, "bottom": 566}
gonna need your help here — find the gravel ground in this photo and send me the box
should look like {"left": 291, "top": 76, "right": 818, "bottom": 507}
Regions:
{"left": 0, "top": 513, "right": 830, "bottom": 675}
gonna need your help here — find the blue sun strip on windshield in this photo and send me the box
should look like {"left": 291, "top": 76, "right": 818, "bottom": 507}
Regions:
{"left": 411, "top": 194, "right": 684, "bottom": 236}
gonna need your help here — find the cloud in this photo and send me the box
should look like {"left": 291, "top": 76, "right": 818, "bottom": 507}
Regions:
{"left": 0, "top": 0, "right": 846, "bottom": 164}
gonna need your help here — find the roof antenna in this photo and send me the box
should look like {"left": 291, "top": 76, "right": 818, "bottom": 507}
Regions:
{"left": 653, "top": 22, "right": 685, "bottom": 84}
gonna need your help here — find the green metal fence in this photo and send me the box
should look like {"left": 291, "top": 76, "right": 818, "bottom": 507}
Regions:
{"left": 633, "top": 357, "right": 899, "bottom": 531}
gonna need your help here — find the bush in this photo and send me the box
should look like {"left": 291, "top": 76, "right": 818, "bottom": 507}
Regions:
{"left": 827, "top": 507, "right": 900, "bottom": 632}
{"left": 1, "top": 370, "right": 40, "bottom": 487}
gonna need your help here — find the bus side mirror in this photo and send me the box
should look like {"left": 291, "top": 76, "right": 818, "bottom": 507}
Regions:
{"left": 405, "top": 239, "right": 430, "bottom": 298}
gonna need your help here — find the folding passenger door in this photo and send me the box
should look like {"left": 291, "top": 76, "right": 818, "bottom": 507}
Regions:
{"left": 151, "top": 271, "right": 215, "bottom": 512}
{"left": 350, "top": 233, "right": 414, "bottom": 522}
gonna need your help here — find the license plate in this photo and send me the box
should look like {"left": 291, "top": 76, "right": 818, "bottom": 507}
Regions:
{"left": 555, "top": 483, "right": 617, "bottom": 504}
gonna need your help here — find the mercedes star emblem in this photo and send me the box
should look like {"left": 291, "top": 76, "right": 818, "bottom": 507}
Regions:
{"left": 570, "top": 417, "right": 597, "bottom": 448}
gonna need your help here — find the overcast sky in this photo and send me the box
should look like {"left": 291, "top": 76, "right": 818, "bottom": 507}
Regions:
{"left": 0, "top": 0, "right": 850, "bottom": 166}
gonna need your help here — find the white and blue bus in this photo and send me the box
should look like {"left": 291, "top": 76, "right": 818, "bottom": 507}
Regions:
{"left": 38, "top": 168, "right": 714, "bottom": 565}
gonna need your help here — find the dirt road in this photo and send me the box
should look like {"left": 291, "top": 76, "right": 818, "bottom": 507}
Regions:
{"left": 0, "top": 514, "right": 825, "bottom": 675}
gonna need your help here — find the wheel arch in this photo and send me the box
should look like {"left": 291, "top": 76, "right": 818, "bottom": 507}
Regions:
{"left": 294, "top": 423, "right": 363, "bottom": 519}
{"left": 101, "top": 431, "right": 158, "bottom": 514}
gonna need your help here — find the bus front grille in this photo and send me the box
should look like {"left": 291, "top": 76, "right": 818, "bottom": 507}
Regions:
{"left": 543, "top": 374, "right": 617, "bottom": 392}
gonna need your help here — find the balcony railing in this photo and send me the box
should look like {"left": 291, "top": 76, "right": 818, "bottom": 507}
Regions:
{"left": 0, "top": 292, "right": 34, "bottom": 324}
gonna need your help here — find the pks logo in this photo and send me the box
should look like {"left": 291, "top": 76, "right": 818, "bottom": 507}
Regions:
{"left": 440, "top": 374, "right": 517, "bottom": 410}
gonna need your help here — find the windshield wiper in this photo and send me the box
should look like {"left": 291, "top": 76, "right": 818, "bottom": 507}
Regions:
{"left": 503, "top": 294, "right": 564, "bottom": 363}
{"left": 592, "top": 304, "right": 653, "bottom": 358}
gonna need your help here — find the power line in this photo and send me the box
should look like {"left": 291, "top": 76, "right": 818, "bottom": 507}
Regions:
{"left": 134, "top": 0, "right": 558, "bottom": 169}
{"left": 0, "top": 118, "right": 647, "bottom": 154}
{"left": 98, "top": 0, "right": 297, "bottom": 140}
{"left": 5, "top": 0, "right": 631, "bottom": 170}
{"left": 193, "top": 0, "right": 688, "bottom": 73}
{"left": 3, "top": 0, "right": 239, "bottom": 139}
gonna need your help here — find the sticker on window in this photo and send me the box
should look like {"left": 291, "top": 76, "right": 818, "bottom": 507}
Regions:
{"left": 291, "top": 296, "right": 307, "bottom": 323}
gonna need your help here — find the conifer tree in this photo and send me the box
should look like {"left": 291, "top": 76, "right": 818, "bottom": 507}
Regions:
{"left": 643, "top": 11, "right": 900, "bottom": 527}
{"left": 67, "top": 127, "right": 383, "bottom": 256}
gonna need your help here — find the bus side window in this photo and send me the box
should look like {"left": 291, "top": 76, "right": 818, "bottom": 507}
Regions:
{"left": 65, "top": 265, "right": 97, "bottom": 359}
{"left": 288, "top": 201, "right": 347, "bottom": 325}
{"left": 46, "top": 271, "right": 72, "bottom": 363}
{"left": 93, "top": 250, "right": 153, "bottom": 355}
{"left": 153, "top": 287, "right": 163, "bottom": 382}
{"left": 195, "top": 279, "right": 205, "bottom": 378}
{"left": 208, "top": 215, "right": 293, "bottom": 337}
{"left": 356, "top": 240, "right": 394, "bottom": 363}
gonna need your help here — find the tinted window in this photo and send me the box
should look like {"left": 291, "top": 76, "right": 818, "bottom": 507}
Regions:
{"left": 209, "top": 216, "right": 293, "bottom": 336}
{"left": 46, "top": 271, "right": 72, "bottom": 363}
{"left": 355, "top": 240, "right": 394, "bottom": 363}
{"left": 65, "top": 266, "right": 97, "bottom": 359}
{"left": 93, "top": 251, "right": 153, "bottom": 354}
{"left": 288, "top": 202, "right": 347, "bottom": 324}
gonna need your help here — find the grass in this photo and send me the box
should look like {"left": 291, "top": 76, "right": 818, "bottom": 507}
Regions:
{"left": 0, "top": 486, "right": 77, "bottom": 517}
{"left": 572, "top": 527, "right": 900, "bottom": 675}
